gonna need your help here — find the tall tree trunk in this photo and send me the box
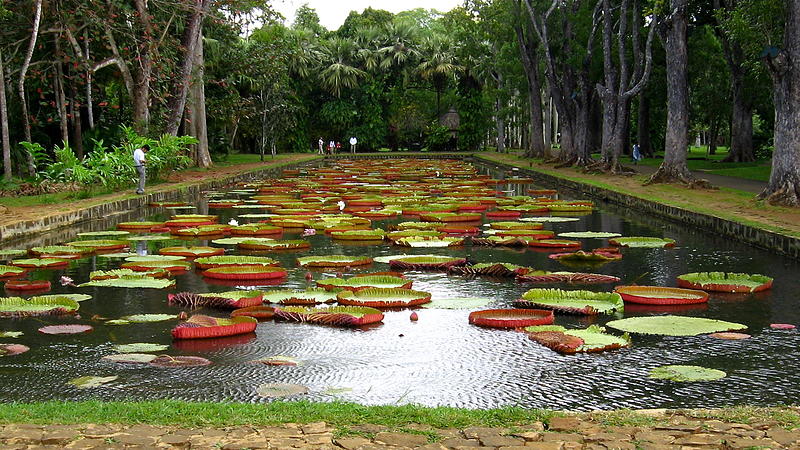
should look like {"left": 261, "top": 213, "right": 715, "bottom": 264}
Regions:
{"left": 19, "top": 0, "right": 42, "bottom": 176}
{"left": 495, "top": 99, "right": 506, "bottom": 153}
{"left": 54, "top": 37, "right": 70, "bottom": 145}
{"left": 543, "top": 92, "right": 553, "bottom": 151}
{"left": 708, "top": 118, "right": 719, "bottom": 156}
{"left": 646, "top": 0, "right": 698, "bottom": 185}
{"left": 84, "top": 30, "right": 94, "bottom": 130}
{"left": 759, "top": 0, "right": 800, "bottom": 205}
{"left": 132, "top": 0, "right": 155, "bottom": 132}
{"left": 725, "top": 76, "right": 755, "bottom": 161}
{"left": 165, "top": 0, "right": 212, "bottom": 136}
{"left": 0, "top": 47, "right": 10, "bottom": 180}
{"left": 637, "top": 92, "right": 652, "bottom": 156}
{"left": 514, "top": 2, "right": 546, "bottom": 158}
{"left": 190, "top": 30, "right": 211, "bottom": 168}
{"left": 70, "top": 85, "right": 84, "bottom": 158}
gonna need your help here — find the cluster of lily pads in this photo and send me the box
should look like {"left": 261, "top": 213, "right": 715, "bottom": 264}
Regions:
{"left": 0, "top": 158, "right": 788, "bottom": 391}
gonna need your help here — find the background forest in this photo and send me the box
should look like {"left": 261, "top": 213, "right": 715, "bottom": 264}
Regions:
{"left": 0, "top": 1, "right": 797, "bottom": 204}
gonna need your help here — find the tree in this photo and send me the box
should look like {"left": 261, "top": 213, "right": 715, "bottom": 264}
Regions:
{"left": 337, "top": 8, "right": 394, "bottom": 37}
{"left": 645, "top": 0, "right": 705, "bottom": 185}
{"left": 318, "top": 38, "right": 366, "bottom": 97}
{"left": 18, "top": 0, "right": 42, "bottom": 175}
{"left": 417, "top": 33, "right": 462, "bottom": 117}
{"left": 293, "top": 4, "right": 326, "bottom": 36}
{"left": 512, "top": 0, "right": 546, "bottom": 158}
{"left": 593, "top": 0, "right": 656, "bottom": 173}
{"left": 760, "top": 0, "right": 800, "bottom": 205}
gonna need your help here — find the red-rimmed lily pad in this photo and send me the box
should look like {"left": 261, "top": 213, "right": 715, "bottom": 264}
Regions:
{"left": 469, "top": 308, "right": 554, "bottom": 329}
{"left": 261, "top": 288, "right": 338, "bottom": 305}
{"left": 316, "top": 275, "right": 412, "bottom": 291}
{"left": 195, "top": 255, "right": 279, "bottom": 269}
{"left": 4, "top": 280, "right": 51, "bottom": 291}
{"left": 274, "top": 305, "right": 384, "bottom": 327}
{"left": 168, "top": 291, "right": 264, "bottom": 309}
{"left": 337, "top": 288, "right": 431, "bottom": 308}
{"left": 66, "top": 239, "right": 130, "bottom": 251}
{"left": 159, "top": 246, "right": 225, "bottom": 258}
{"left": 708, "top": 332, "right": 751, "bottom": 340}
{"left": 614, "top": 286, "right": 708, "bottom": 305}
{"left": 39, "top": 324, "right": 93, "bottom": 335}
{"left": 388, "top": 255, "right": 467, "bottom": 271}
{"left": 525, "top": 325, "right": 631, "bottom": 354}
{"left": 0, "top": 265, "right": 26, "bottom": 279}
{"left": 202, "top": 266, "right": 287, "bottom": 280}
{"left": 676, "top": 272, "right": 773, "bottom": 293}
{"left": 171, "top": 315, "right": 258, "bottom": 339}
{"left": 515, "top": 288, "right": 624, "bottom": 315}
{"left": 0, "top": 296, "right": 79, "bottom": 317}
{"left": 79, "top": 277, "right": 176, "bottom": 289}
{"left": 516, "top": 271, "right": 621, "bottom": 284}
{"left": 237, "top": 239, "right": 311, "bottom": 251}
{"left": 297, "top": 255, "right": 373, "bottom": 267}
{"left": 771, "top": 323, "right": 796, "bottom": 330}
{"left": 117, "top": 221, "right": 165, "bottom": 231}
{"left": 230, "top": 305, "right": 275, "bottom": 320}
{"left": 527, "top": 240, "right": 581, "bottom": 249}
{"left": 10, "top": 258, "right": 69, "bottom": 269}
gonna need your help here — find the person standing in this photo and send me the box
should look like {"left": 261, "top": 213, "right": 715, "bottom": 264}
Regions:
{"left": 632, "top": 143, "right": 642, "bottom": 165}
{"left": 318, "top": 137, "right": 324, "bottom": 154}
{"left": 349, "top": 136, "right": 357, "bottom": 153}
{"left": 133, "top": 144, "right": 149, "bottom": 195}
{"left": 328, "top": 140, "right": 335, "bottom": 155}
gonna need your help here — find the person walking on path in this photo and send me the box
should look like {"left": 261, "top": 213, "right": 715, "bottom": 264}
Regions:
{"left": 632, "top": 143, "right": 642, "bottom": 165}
{"left": 133, "top": 144, "right": 149, "bottom": 195}
{"left": 318, "top": 137, "right": 324, "bottom": 154}
{"left": 349, "top": 136, "right": 357, "bottom": 153}
{"left": 328, "top": 140, "right": 335, "bottom": 155}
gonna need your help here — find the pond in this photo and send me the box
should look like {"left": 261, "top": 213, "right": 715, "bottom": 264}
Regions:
{"left": 0, "top": 157, "right": 798, "bottom": 410}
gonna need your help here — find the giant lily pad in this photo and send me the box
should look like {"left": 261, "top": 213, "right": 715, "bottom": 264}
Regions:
{"left": 0, "top": 296, "right": 79, "bottom": 317}
{"left": 125, "top": 235, "right": 173, "bottom": 241}
{"left": 422, "top": 297, "right": 494, "bottom": 309}
{"left": 66, "top": 239, "right": 129, "bottom": 250}
{"left": 316, "top": 275, "right": 412, "bottom": 291}
{"left": 337, "top": 288, "right": 431, "bottom": 308}
{"left": 124, "top": 255, "right": 186, "bottom": 262}
{"left": 36, "top": 293, "right": 92, "bottom": 303}
{"left": 149, "top": 355, "right": 212, "bottom": 367}
{"left": 89, "top": 268, "right": 169, "bottom": 280}
{"left": 0, "top": 250, "right": 27, "bottom": 258}
{"left": 109, "top": 314, "right": 177, "bottom": 324}
{"left": 373, "top": 254, "right": 439, "bottom": 264}
{"left": 526, "top": 325, "right": 631, "bottom": 354}
{"left": 256, "top": 383, "right": 309, "bottom": 398}
{"left": 606, "top": 315, "right": 747, "bottom": 336}
{"left": 39, "top": 324, "right": 93, "bottom": 335}
{"left": 394, "top": 236, "right": 464, "bottom": 247}
{"left": 676, "top": 272, "right": 773, "bottom": 293}
{"left": 77, "top": 231, "right": 131, "bottom": 238}
{"left": 515, "top": 289, "right": 623, "bottom": 315}
{"left": 0, "top": 344, "right": 29, "bottom": 356}
{"left": 261, "top": 288, "right": 338, "bottom": 305}
{"left": 212, "top": 237, "right": 271, "bottom": 245}
{"left": 297, "top": 255, "right": 373, "bottom": 267}
{"left": 558, "top": 231, "right": 622, "bottom": 239}
{"left": 648, "top": 365, "right": 726, "bottom": 382}
{"left": 520, "top": 217, "right": 580, "bottom": 223}
{"left": 10, "top": 258, "right": 69, "bottom": 269}
{"left": 0, "top": 265, "right": 26, "bottom": 278}
{"left": 274, "top": 305, "right": 384, "bottom": 327}
{"left": 113, "top": 343, "right": 170, "bottom": 353}
{"left": 0, "top": 331, "right": 23, "bottom": 338}
{"left": 195, "top": 255, "right": 279, "bottom": 269}
{"left": 388, "top": 255, "right": 467, "bottom": 271}
{"left": 609, "top": 237, "right": 676, "bottom": 248}
{"left": 69, "top": 375, "right": 118, "bottom": 388}
{"left": 79, "top": 277, "right": 176, "bottom": 289}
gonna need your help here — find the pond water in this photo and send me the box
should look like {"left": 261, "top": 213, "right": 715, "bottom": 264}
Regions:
{"left": 1, "top": 158, "right": 799, "bottom": 410}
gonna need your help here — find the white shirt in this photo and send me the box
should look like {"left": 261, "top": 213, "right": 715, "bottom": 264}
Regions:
{"left": 349, "top": 137, "right": 357, "bottom": 145}
{"left": 133, "top": 148, "right": 146, "bottom": 166}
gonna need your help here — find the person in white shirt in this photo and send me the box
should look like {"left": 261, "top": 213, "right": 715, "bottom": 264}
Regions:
{"left": 328, "top": 140, "right": 335, "bottom": 155}
{"left": 133, "top": 144, "right": 149, "bottom": 195}
{"left": 349, "top": 136, "right": 357, "bottom": 153}
{"left": 318, "top": 137, "right": 324, "bottom": 154}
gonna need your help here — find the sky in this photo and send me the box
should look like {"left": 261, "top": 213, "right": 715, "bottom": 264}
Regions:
{"left": 272, "top": 0, "right": 463, "bottom": 30}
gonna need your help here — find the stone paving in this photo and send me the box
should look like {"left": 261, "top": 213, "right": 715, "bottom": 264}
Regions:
{"left": 1, "top": 412, "right": 800, "bottom": 449}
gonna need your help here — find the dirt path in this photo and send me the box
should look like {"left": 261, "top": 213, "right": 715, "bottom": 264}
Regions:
{"left": 480, "top": 153, "right": 800, "bottom": 237}
{"left": 0, "top": 155, "right": 315, "bottom": 229}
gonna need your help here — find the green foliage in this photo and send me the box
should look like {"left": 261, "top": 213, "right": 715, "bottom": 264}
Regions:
{"left": 649, "top": 365, "right": 726, "bottom": 382}
{"left": 606, "top": 315, "right": 747, "bottom": 336}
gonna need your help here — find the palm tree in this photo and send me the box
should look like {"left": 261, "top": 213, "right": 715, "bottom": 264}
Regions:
{"left": 417, "top": 33, "right": 463, "bottom": 116}
{"left": 377, "top": 20, "right": 421, "bottom": 71}
{"left": 318, "top": 37, "right": 366, "bottom": 97}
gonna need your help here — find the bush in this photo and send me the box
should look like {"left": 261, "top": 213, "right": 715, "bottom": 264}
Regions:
{"left": 21, "top": 126, "right": 196, "bottom": 192}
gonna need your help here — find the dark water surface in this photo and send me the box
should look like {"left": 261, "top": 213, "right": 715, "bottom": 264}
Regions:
{"left": 1, "top": 160, "right": 799, "bottom": 410}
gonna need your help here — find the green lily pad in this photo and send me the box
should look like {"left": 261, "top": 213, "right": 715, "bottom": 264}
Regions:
{"left": 97, "top": 252, "right": 139, "bottom": 259}
{"left": 113, "top": 343, "right": 170, "bottom": 353}
{"left": 36, "top": 294, "right": 92, "bottom": 303}
{"left": 256, "top": 383, "right": 309, "bottom": 398}
{"left": 517, "top": 289, "right": 624, "bottom": 315}
{"left": 112, "top": 314, "right": 176, "bottom": 324}
{"left": 79, "top": 277, "right": 176, "bottom": 289}
{"left": 520, "top": 217, "right": 580, "bottom": 223}
{"left": 609, "top": 237, "right": 676, "bottom": 248}
{"left": 102, "top": 353, "right": 159, "bottom": 364}
{"left": 648, "top": 365, "right": 726, "bottom": 382}
{"left": 606, "top": 315, "right": 747, "bottom": 336}
{"left": 0, "top": 250, "right": 27, "bottom": 258}
{"left": 125, "top": 235, "right": 173, "bottom": 241}
{"left": 422, "top": 297, "right": 494, "bottom": 309}
{"left": 373, "top": 254, "right": 439, "bottom": 264}
{"left": 77, "top": 231, "right": 131, "bottom": 238}
{"left": 124, "top": 255, "right": 186, "bottom": 262}
{"left": 69, "top": 375, "right": 119, "bottom": 388}
{"left": 0, "top": 331, "right": 23, "bottom": 338}
{"left": 558, "top": 231, "right": 622, "bottom": 238}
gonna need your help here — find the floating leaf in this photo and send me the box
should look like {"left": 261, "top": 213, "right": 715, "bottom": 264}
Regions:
{"left": 69, "top": 375, "right": 119, "bottom": 388}
{"left": 558, "top": 231, "right": 622, "bottom": 238}
{"left": 648, "top": 365, "right": 726, "bottom": 382}
{"left": 676, "top": 272, "right": 773, "bottom": 293}
{"left": 116, "top": 314, "right": 176, "bottom": 323}
{"left": 0, "top": 265, "right": 27, "bottom": 277}
{"left": 709, "top": 332, "right": 750, "bottom": 340}
{"left": 10, "top": 258, "right": 68, "bottom": 268}
{"left": 102, "top": 353, "right": 159, "bottom": 364}
{"left": 124, "top": 255, "right": 186, "bottom": 262}
{"left": 337, "top": 288, "right": 431, "bottom": 308}
{"left": 394, "top": 236, "right": 464, "bottom": 247}
{"left": 317, "top": 275, "right": 411, "bottom": 291}
{"left": 606, "top": 316, "right": 747, "bottom": 336}
{"left": 35, "top": 294, "right": 92, "bottom": 302}
{"left": 79, "top": 277, "right": 176, "bottom": 289}
{"left": 261, "top": 288, "right": 338, "bottom": 305}
{"left": 77, "top": 231, "right": 131, "bottom": 238}
{"left": 0, "top": 343, "right": 29, "bottom": 356}
{"left": 0, "top": 296, "right": 79, "bottom": 317}
{"left": 520, "top": 217, "right": 579, "bottom": 223}
{"left": 149, "top": 355, "right": 212, "bottom": 367}
{"left": 373, "top": 254, "right": 439, "bottom": 264}
{"left": 0, "top": 250, "right": 27, "bottom": 258}
{"left": 275, "top": 306, "right": 384, "bottom": 326}
{"left": 125, "top": 235, "right": 173, "bottom": 241}
{"left": 609, "top": 237, "right": 676, "bottom": 248}
{"left": 297, "top": 255, "right": 372, "bottom": 267}
{"left": 256, "top": 383, "right": 309, "bottom": 398}
{"left": 251, "top": 355, "right": 300, "bottom": 366}
{"left": 212, "top": 237, "right": 272, "bottom": 245}
{"left": 97, "top": 252, "right": 139, "bottom": 259}
{"left": 516, "top": 289, "right": 623, "bottom": 315}
{"left": 422, "top": 297, "right": 494, "bottom": 309}
{"left": 39, "top": 324, "right": 93, "bottom": 335}
{"left": 195, "top": 255, "right": 278, "bottom": 268}
{"left": 0, "top": 331, "right": 23, "bottom": 338}
{"left": 113, "top": 343, "right": 169, "bottom": 353}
